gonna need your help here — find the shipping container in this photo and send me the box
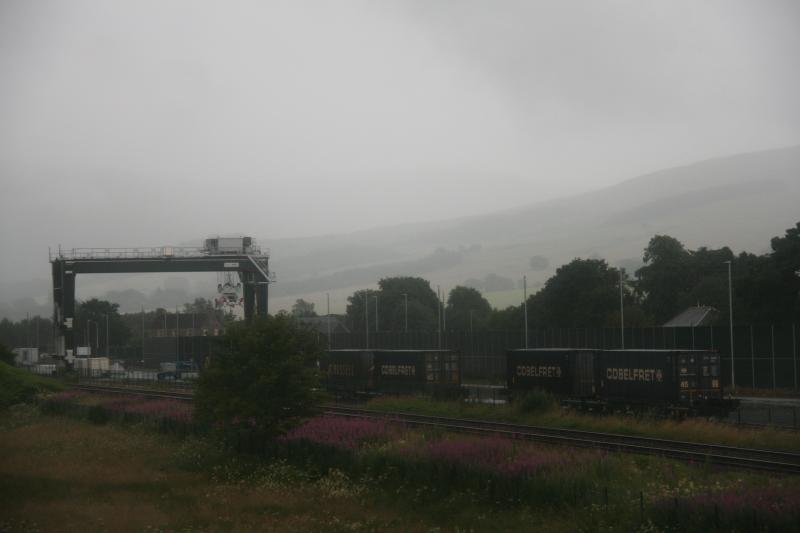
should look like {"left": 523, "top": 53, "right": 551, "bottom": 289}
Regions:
{"left": 596, "top": 350, "right": 677, "bottom": 404}
{"left": 507, "top": 349, "right": 596, "bottom": 397}
{"left": 374, "top": 350, "right": 460, "bottom": 394}
{"left": 325, "top": 350, "right": 375, "bottom": 393}
{"left": 596, "top": 349, "right": 722, "bottom": 407}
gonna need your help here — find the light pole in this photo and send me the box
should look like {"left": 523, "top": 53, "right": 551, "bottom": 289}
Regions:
{"left": 523, "top": 275, "right": 528, "bottom": 348}
{"left": 175, "top": 305, "right": 180, "bottom": 366}
{"left": 470, "top": 310, "right": 474, "bottom": 355}
{"left": 364, "top": 292, "right": 369, "bottom": 349}
{"left": 436, "top": 285, "right": 442, "bottom": 349}
{"left": 105, "top": 313, "right": 110, "bottom": 357}
{"left": 373, "top": 295, "right": 378, "bottom": 333}
{"left": 326, "top": 293, "right": 331, "bottom": 348}
{"left": 725, "top": 261, "right": 735, "bottom": 390}
{"left": 620, "top": 269, "right": 625, "bottom": 349}
{"left": 402, "top": 293, "right": 408, "bottom": 332}
{"left": 141, "top": 306, "right": 145, "bottom": 364}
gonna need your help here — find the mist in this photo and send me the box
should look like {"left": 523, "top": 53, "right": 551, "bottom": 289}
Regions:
{"left": 1, "top": 0, "right": 798, "bottom": 309}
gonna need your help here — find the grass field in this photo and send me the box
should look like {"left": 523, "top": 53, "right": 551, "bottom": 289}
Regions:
{"left": 0, "top": 406, "right": 424, "bottom": 532}
{"left": 4, "top": 399, "right": 800, "bottom": 532}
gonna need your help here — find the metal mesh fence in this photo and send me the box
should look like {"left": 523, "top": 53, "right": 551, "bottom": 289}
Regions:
{"left": 326, "top": 324, "right": 799, "bottom": 389}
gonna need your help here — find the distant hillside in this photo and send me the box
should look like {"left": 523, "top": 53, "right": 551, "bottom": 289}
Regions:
{"left": 262, "top": 145, "right": 800, "bottom": 311}
{"left": 2, "top": 145, "right": 798, "bottom": 319}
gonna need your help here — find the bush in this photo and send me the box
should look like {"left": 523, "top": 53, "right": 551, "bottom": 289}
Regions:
{"left": 194, "top": 314, "right": 323, "bottom": 438}
{"left": 514, "top": 389, "right": 557, "bottom": 414}
{"left": 0, "top": 361, "right": 64, "bottom": 409}
{"left": 0, "top": 343, "right": 15, "bottom": 365}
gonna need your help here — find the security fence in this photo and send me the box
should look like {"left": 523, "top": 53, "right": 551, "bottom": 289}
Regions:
{"left": 325, "top": 324, "right": 800, "bottom": 390}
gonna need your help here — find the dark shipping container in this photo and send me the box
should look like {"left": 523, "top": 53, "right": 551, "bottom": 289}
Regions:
{"left": 325, "top": 350, "right": 374, "bottom": 393}
{"left": 373, "top": 350, "right": 460, "bottom": 395}
{"left": 507, "top": 349, "right": 595, "bottom": 397}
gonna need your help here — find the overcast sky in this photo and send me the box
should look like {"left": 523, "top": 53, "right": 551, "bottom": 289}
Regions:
{"left": 1, "top": 1, "right": 799, "bottom": 277}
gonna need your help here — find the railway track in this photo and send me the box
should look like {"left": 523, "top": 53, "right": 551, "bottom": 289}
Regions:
{"left": 71, "top": 384, "right": 194, "bottom": 402}
{"left": 321, "top": 405, "right": 800, "bottom": 475}
{"left": 67, "top": 384, "right": 800, "bottom": 474}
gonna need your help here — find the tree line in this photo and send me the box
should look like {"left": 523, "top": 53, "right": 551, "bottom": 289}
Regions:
{"left": 334, "top": 221, "right": 799, "bottom": 332}
{"left": 1, "top": 221, "right": 797, "bottom": 355}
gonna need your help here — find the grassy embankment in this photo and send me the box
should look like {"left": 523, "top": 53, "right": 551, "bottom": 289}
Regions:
{"left": 4, "top": 404, "right": 800, "bottom": 533}
{"left": 365, "top": 393, "right": 800, "bottom": 452}
{"left": 0, "top": 362, "right": 64, "bottom": 409}
{"left": 3, "top": 365, "right": 799, "bottom": 532}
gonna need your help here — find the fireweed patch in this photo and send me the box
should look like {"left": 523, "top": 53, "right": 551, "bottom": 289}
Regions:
{"left": 650, "top": 482, "right": 800, "bottom": 531}
{"left": 280, "top": 416, "right": 395, "bottom": 451}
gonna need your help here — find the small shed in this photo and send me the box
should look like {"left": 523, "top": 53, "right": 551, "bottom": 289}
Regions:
{"left": 662, "top": 306, "right": 719, "bottom": 327}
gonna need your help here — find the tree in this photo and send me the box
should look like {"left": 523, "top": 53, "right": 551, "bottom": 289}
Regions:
{"left": 636, "top": 235, "right": 692, "bottom": 323}
{"left": 768, "top": 222, "right": 800, "bottom": 322}
{"left": 345, "top": 277, "right": 439, "bottom": 332}
{"left": 291, "top": 299, "right": 317, "bottom": 318}
{"left": 194, "top": 313, "right": 322, "bottom": 435}
{"left": 74, "top": 299, "right": 131, "bottom": 354}
{"left": 534, "top": 258, "right": 623, "bottom": 327}
{"left": 0, "top": 343, "right": 14, "bottom": 365}
{"left": 445, "top": 286, "right": 492, "bottom": 331}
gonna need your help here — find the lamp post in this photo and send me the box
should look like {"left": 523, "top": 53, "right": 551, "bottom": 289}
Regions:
{"left": 373, "top": 295, "right": 378, "bottom": 333}
{"left": 364, "top": 292, "right": 369, "bottom": 349}
{"left": 175, "top": 305, "right": 179, "bottom": 366}
{"left": 725, "top": 260, "right": 735, "bottom": 389}
{"left": 620, "top": 269, "right": 625, "bottom": 349}
{"left": 437, "top": 286, "right": 442, "bottom": 349}
{"left": 105, "top": 313, "right": 110, "bottom": 358}
{"left": 470, "top": 310, "right": 475, "bottom": 355}
{"left": 402, "top": 293, "right": 408, "bottom": 332}
{"left": 326, "top": 293, "right": 331, "bottom": 348}
{"left": 523, "top": 275, "right": 528, "bottom": 348}
{"left": 86, "top": 320, "right": 92, "bottom": 354}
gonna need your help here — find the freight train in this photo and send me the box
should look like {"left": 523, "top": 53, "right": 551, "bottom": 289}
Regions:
{"left": 507, "top": 348, "right": 733, "bottom": 415}
{"left": 324, "top": 349, "right": 461, "bottom": 397}
{"left": 323, "top": 347, "right": 733, "bottom": 415}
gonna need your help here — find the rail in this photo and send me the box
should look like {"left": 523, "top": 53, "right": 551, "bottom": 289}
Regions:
{"left": 321, "top": 405, "right": 800, "bottom": 475}
{"left": 65, "top": 384, "right": 800, "bottom": 474}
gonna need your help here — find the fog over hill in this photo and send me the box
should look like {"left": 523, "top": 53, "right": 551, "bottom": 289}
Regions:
{"left": 1, "top": 145, "right": 798, "bottom": 319}
{"left": 260, "top": 145, "right": 800, "bottom": 311}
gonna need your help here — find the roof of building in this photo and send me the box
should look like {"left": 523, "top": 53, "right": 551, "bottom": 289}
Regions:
{"left": 663, "top": 306, "right": 720, "bottom": 327}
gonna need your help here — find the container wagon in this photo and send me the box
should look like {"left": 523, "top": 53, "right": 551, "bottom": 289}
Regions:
{"left": 506, "top": 349, "right": 595, "bottom": 398}
{"left": 597, "top": 349, "right": 724, "bottom": 414}
{"left": 325, "top": 349, "right": 375, "bottom": 395}
{"left": 506, "top": 348, "right": 728, "bottom": 415}
{"left": 374, "top": 350, "right": 460, "bottom": 396}
{"left": 324, "top": 349, "right": 460, "bottom": 397}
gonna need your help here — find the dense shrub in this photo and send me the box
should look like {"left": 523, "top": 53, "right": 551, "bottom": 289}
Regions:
{"left": 194, "top": 314, "right": 323, "bottom": 437}
{"left": 0, "top": 361, "right": 64, "bottom": 409}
